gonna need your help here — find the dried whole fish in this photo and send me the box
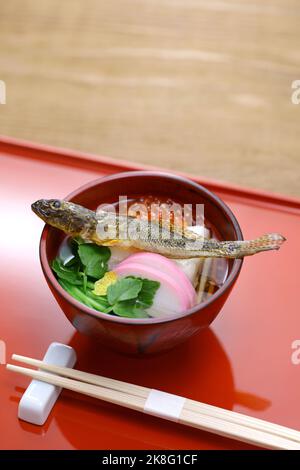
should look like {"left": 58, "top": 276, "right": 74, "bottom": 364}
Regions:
{"left": 32, "top": 199, "right": 286, "bottom": 259}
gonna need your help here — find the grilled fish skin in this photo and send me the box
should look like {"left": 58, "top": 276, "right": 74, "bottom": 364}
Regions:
{"left": 31, "top": 199, "right": 286, "bottom": 259}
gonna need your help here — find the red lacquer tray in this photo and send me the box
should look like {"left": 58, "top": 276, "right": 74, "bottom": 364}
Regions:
{"left": 0, "top": 136, "right": 299, "bottom": 450}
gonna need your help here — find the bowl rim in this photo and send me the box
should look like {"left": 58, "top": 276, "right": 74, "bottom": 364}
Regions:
{"left": 40, "top": 170, "right": 244, "bottom": 325}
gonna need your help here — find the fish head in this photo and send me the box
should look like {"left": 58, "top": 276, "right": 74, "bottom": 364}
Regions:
{"left": 31, "top": 199, "right": 95, "bottom": 235}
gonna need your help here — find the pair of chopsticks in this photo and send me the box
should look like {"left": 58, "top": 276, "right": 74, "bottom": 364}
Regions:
{"left": 7, "top": 355, "right": 300, "bottom": 450}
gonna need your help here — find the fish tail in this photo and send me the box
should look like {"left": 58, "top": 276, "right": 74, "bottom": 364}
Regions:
{"left": 245, "top": 233, "right": 286, "bottom": 250}
{"left": 222, "top": 233, "right": 286, "bottom": 258}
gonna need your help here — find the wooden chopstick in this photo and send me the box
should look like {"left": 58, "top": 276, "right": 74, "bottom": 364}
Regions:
{"left": 196, "top": 257, "right": 212, "bottom": 303}
{"left": 11, "top": 354, "right": 300, "bottom": 445}
{"left": 7, "top": 360, "right": 300, "bottom": 450}
{"left": 196, "top": 230, "right": 212, "bottom": 302}
{"left": 7, "top": 364, "right": 145, "bottom": 411}
{"left": 12, "top": 354, "right": 149, "bottom": 398}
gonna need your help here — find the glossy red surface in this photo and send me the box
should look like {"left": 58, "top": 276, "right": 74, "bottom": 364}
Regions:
{"left": 0, "top": 136, "right": 299, "bottom": 450}
{"left": 41, "top": 171, "right": 243, "bottom": 354}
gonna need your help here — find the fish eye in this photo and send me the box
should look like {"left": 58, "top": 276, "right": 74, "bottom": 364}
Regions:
{"left": 51, "top": 200, "right": 61, "bottom": 209}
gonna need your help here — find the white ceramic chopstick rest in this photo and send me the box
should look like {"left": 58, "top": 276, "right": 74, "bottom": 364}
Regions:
{"left": 18, "top": 342, "right": 77, "bottom": 425}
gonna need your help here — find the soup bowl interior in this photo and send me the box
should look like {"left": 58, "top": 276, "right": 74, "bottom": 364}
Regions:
{"left": 40, "top": 171, "right": 243, "bottom": 354}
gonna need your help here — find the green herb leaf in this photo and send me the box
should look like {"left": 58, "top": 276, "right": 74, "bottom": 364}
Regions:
{"left": 54, "top": 243, "right": 160, "bottom": 320}
{"left": 78, "top": 244, "right": 111, "bottom": 279}
{"left": 52, "top": 259, "right": 82, "bottom": 285}
{"left": 63, "top": 255, "right": 78, "bottom": 268}
{"left": 107, "top": 277, "right": 143, "bottom": 305}
{"left": 137, "top": 278, "right": 160, "bottom": 308}
{"left": 113, "top": 300, "right": 149, "bottom": 318}
{"left": 58, "top": 279, "right": 113, "bottom": 313}
{"left": 82, "top": 270, "right": 88, "bottom": 293}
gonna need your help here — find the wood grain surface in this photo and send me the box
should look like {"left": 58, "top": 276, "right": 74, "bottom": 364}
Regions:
{"left": 0, "top": 0, "right": 299, "bottom": 195}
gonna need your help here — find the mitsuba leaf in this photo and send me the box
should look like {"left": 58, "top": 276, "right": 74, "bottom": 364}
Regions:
{"left": 107, "top": 277, "right": 143, "bottom": 305}
{"left": 137, "top": 278, "right": 160, "bottom": 308}
{"left": 51, "top": 259, "right": 82, "bottom": 285}
{"left": 113, "top": 300, "right": 149, "bottom": 318}
{"left": 78, "top": 244, "right": 110, "bottom": 278}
